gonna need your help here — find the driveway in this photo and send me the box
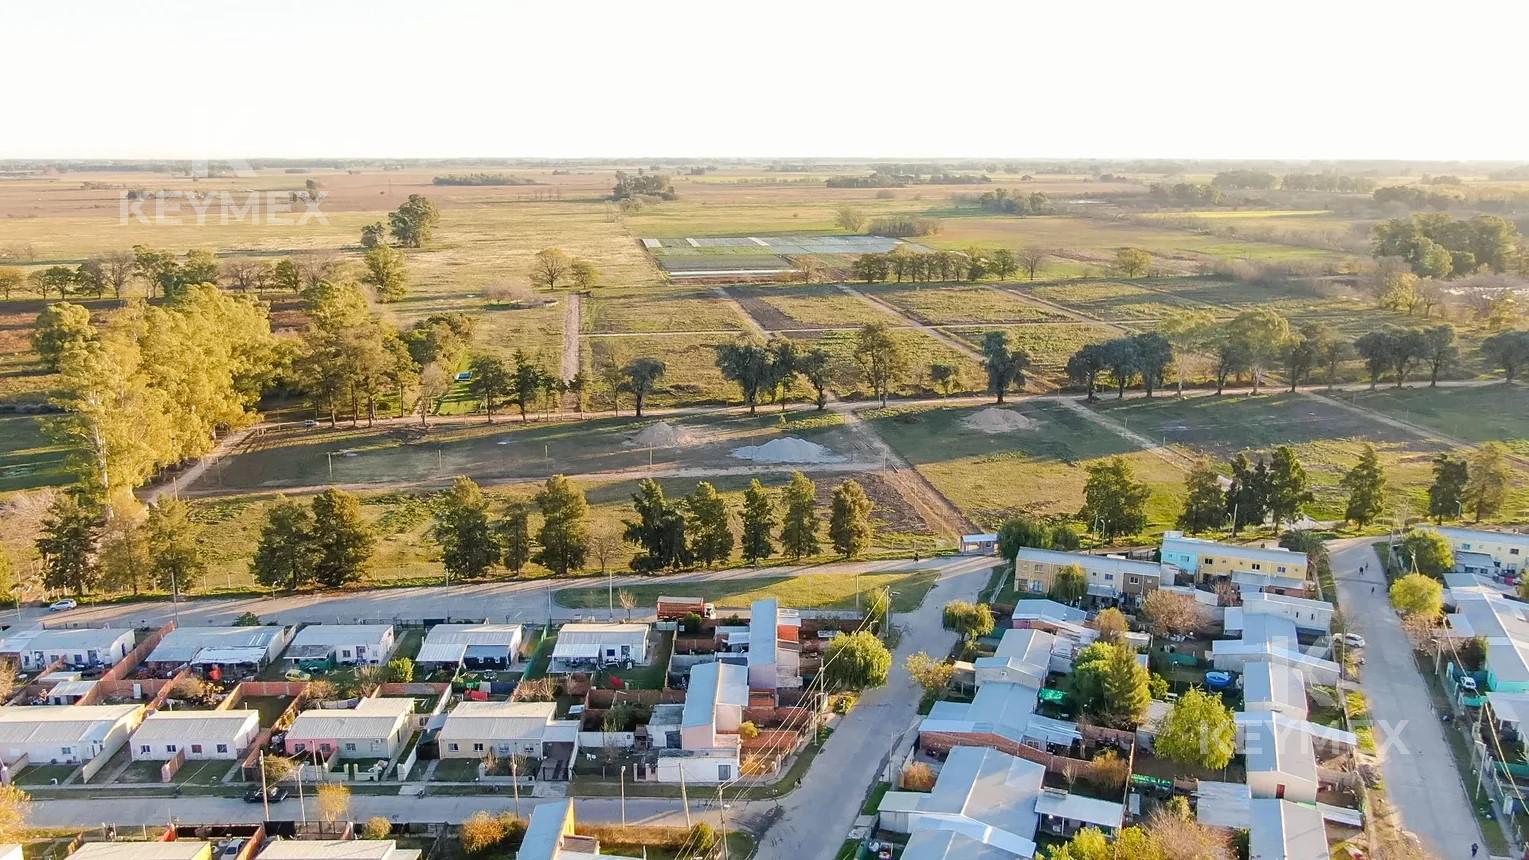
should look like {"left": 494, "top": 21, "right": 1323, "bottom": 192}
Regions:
{"left": 1330, "top": 539, "right": 1482, "bottom": 860}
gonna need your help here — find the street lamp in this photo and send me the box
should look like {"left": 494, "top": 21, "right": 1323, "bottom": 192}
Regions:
{"left": 619, "top": 764, "right": 628, "bottom": 825}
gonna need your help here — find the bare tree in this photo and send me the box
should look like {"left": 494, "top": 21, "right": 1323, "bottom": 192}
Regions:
{"left": 590, "top": 524, "right": 624, "bottom": 574}
{"left": 1140, "top": 590, "right": 1208, "bottom": 638}
{"left": 293, "top": 250, "right": 341, "bottom": 288}
{"left": 221, "top": 259, "right": 265, "bottom": 293}
{"left": 1016, "top": 248, "right": 1048, "bottom": 281}
{"left": 834, "top": 207, "right": 866, "bottom": 233}
{"left": 98, "top": 251, "right": 136, "bottom": 300}
{"left": 316, "top": 782, "right": 351, "bottom": 823}
{"left": 531, "top": 248, "right": 573, "bottom": 290}
{"left": 618, "top": 589, "right": 637, "bottom": 621}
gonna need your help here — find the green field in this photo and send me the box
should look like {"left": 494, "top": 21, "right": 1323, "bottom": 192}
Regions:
{"left": 858, "top": 283, "right": 1066, "bottom": 325}
{"left": 865, "top": 401, "right": 1186, "bottom": 531}
{"left": 1027, "top": 280, "right": 1204, "bottom": 322}
{"left": 554, "top": 570, "right": 939, "bottom": 613}
{"left": 0, "top": 414, "right": 71, "bottom": 493}
{"left": 1351, "top": 385, "right": 1529, "bottom": 451}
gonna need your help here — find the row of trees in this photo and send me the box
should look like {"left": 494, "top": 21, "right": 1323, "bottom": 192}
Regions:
{"left": 1372, "top": 213, "right": 1521, "bottom": 278}
{"left": 848, "top": 246, "right": 1047, "bottom": 283}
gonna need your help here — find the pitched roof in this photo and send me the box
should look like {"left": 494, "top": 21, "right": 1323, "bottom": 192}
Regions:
{"left": 289, "top": 625, "right": 393, "bottom": 648}
{"left": 132, "top": 709, "right": 258, "bottom": 742}
{"left": 1162, "top": 532, "right": 1308, "bottom": 567}
{"left": 0, "top": 704, "right": 141, "bottom": 746}
{"left": 148, "top": 627, "right": 283, "bottom": 663}
{"left": 69, "top": 843, "right": 212, "bottom": 860}
{"left": 879, "top": 746, "right": 1043, "bottom": 858}
{"left": 1242, "top": 660, "right": 1309, "bottom": 719}
{"left": 439, "top": 700, "right": 558, "bottom": 741}
{"left": 1248, "top": 798, "right": 1328, "bottom": 860}
{"left": 0, "top": 626, "right": 133, "bottom": 653}
{"left": 682, "top": 661, "right": 748, "bottom": 731}
{"left": 285, "top": 698, "right": 413, "bottom": 740}
{"left": 258, "top": 842, "right": 415, "bottom": 860}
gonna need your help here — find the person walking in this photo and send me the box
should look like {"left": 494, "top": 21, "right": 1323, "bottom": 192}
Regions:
{"left": 1470, "top": 842, "right": 1479, "bottom": 857}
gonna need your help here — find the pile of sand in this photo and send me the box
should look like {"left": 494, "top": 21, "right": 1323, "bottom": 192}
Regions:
{"left": 961, "top": 407, "right": 1037, "bottom": 434}
{"left": 625, "top": 421, "right": 696, "bottom": 448}
{"left": 730, "top": 436, "right": 846, "bottom": 464}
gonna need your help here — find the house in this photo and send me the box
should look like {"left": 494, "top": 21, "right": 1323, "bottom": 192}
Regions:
{"left": 1009, "top": 600, "right": 1087, "bottom": 627}
{"left": 1242, "top": 714, "right": 1318, "bottom": 803}
{"left": 437, "top": 700, "right": 580, "bottom": 773}
{"left": 881, "top": 746, "right": 1124, "bottom": 859}
{"left": 1487, "top": 691, "right": 1529, "bottom": 737}
{"left": 1437, "top": 526, "right": 1529, "bottom": 576}
{"left": 1231, "top": 570, "right": 1313, "bottom": 598}
{"left": 974, "top": 629, "right": 1060, "bottom": 688}
{"left": 1211, "top": 614, "right": 1339, "bottom": 685}
{"left": 518, "top": 799, "right": 625, "bottom": 860}
{"left": 146, "top": 626, "right": 289, "bottom": 676}
{"left": 38, "top": 671, "right": 98, "bottom": 705}
{"left": 961, "top": 533, "right": 1000, "bottom": 555}
{"left": 1445, "top": 590, "right": 1529, "bottom": 692}
{"left": 0, "top": 703, "right": 143, "bottom": 765}
{"left": 1225, "top": 593, "right": 1334, "bottom": 636}
{"left": 283, "top": 697, "right": 414, "bottom": 761}
{"left": 0, "top": 626, "right": 135, "bottom": 672}
{"left": 746, "top": 599, "right": 801, "bottom": 691}
{"left": 415, "top": 624, "right": 524, "bottom": 671}
{"left": 1012, "top": 547, "right": 1167, "bottom": 608}
{"left": 130, "top": 709, "right": 261, "bottom": 761}
{"left": 285, "top": 624, "right": 395, "bottom": 669}
{"left": 257, "top": 841, "right": 419, "bottom": 860}
{"left": 1241, "top": 660, "right": 1309, "bottom": 720}
{"left": 69, "top": 843, "right": 213, "bottom": 860}
{"left": 657, "top": 660, "right": 748, "bottom": 784}
{"left": 1247, "top": 798, "right": 1329, "bottom": 860}
{"left": 1160, "top": 531, "right": 1308, "bottom": 585}
{"left": 549, "top": 623, "right": 649, "bottom": 673}
{"left": 919, "top": 681, "right": 1080, "bottom": 758}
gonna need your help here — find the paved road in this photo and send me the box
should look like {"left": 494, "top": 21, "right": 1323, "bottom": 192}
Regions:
{"left": 1331, "top": 539, "right": 1482, "bottom": 860}
{"left": 753, "top": 555, "right": 993, "bottom": 860}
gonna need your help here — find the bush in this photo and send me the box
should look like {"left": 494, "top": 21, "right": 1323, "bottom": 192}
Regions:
{"left": 739, "top": 721, "right": 759, "bottom": 741}
{"left": 362, "top": 817, "right": 393, "bottom": 840}
{"left": 460, "top": 811, "right": 506, "bottom": 854}
{"left": 233, "top": 612, "right": 261, "bottom": 626}
{"left": 901, "top": 762, "right": 936, "bottom": 791}
{"left": 687, "top": 822, "right": 718, "bottom": 852}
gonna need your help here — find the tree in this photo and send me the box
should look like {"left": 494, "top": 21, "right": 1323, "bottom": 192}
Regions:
{"left": 1129, "top": 332, "right": 1173, "bottom": 398}
{"left": 30, "top": 265, "right": 78, "bottom": 300}
{"left": 1155, "top": 310, "right": 1213, "bottom": 397}
{"left": 98, "top": 513, "right": 151, "bottom": 596}
{"left": 1421, "top": 324, "right": 1457, "bottom": 386}
{"left": 1116, "top": 247, "right": 1151, "bottom": 277}
{"left": 822, "top": 631, "right": 891, "bottom": 691}
{"left": 1340, "top": 444, "right": 1386, "bottom": 527}
{"left": 1280, "top": 326, "right": 1319, "bottom": 391}
{"left": 1225, "top": 453, "right": 1267, "bottom": 534}
{"left": 1066, "top": 343, "right": 1109, "bottom": 401}
{"left": 1264, "top": 445, "right": 1312, "bottom": 532}
{"left": 1354, "top": 329, "right": 1396, "bottom": 389}
{"left": 36, "top": 492, "right": 99, "bottom": 596}
{"left": 465, "top": 354, "right": 511, "bottom": 423}
{"left": 361, "top": 245, "right": 409, "bottom": 302}
{"left": 0, "top": 785, "right": 32, "bottom": 843}
{"left": 570, "top": 259, "right": 600, "bottom": 290}
{"left": 0, "top": 268, "right": 23, "bottom": 300}
{"left": 714, "top": 338, "right": 772, "bottom": 414}
{"left": 621, "top": 357, "right": 665, "bottom": 418}
{"left": 1094, "top": 608, "right": 1128, "bottom": 644}
{"left": 1308, "top": 325, "right": 1353, "bottom": 389}
{"left": 506, "top": 352, "right": 544, "bottom": 422}
{"left": 942, "top": 600, "right": 994, "bottom": 641}
{"left": 1098, "top": 337, "right": 1138, "bottom": 399}
{"left": 981, "top": 330, "right": 1030, "bottom": 403}
{"left": 1482, "top": 330, "right": 1529, "bottom": 382}
{"left": 145, "top": 497, "right": 205, "bottom": 595}
{"left": 362, "top": 817, "right": 393, "bottom": 840}
{"left": 834, "top": 206, "right": 866, "bottom": 232}
{"left": 740, "top": 478, "right": 776, "bottom": 562}
{"left": 1154, "top": 688, "right": 1236, "bottom": 770}
{"left": 416, "top": 363, "right": 451, "bottom": 427}
{"left": 624, "top": 479, "right": 691, "bottom": 573}
{"left": 460, "top": 811, "right": 508, "bottom": 854}
{"left": 1099, "top": 643, "right": 1151, "bottom": 728}
{"left": 530, "top": 248, "right": 573, "bottom": 290}
{"left": 687, "top": 822, "right": 719, "bottom": 855}
{"left": 1428, "top": 454, "right": 1469, "bottom": 523}
{"left": 1141, "top": 590, "right": 1205, "bottom": 638}
{"left": 779, "top": 472, "right": 821, "bottom": 560}
{"left": 852, "top": 322, "right": 908, "bottom": 406}
{"left": 797, "top": 346, "right": 832, "bottom": 410}
{"left": 1390, "top": 572, "right": 1444, "bottom": 618}
{"left": 434, "top": 477, "right": 498, "bottom": 582}
{"left": 1079, "top": 457, "right": 1150, "bottom": 540}
{"left": 32, "top": 302, "right": 96, "bottom": 371}
{"left": 1178, "top": 462, "right": 1226, "bottom": 534}
{"left": 904, "top": 651, "right": 954, "bottom": 699}
{"left": 388, "top": 656, "right": 415, "bottom": 683}
{"left": 1050, "top": 564, "right": 1087, "bottom": 605}
{"left": 251, "top": 497, "right": 316, "bottom": 592}
{"left": 1400, "top": 528, "right": 1453, "bottom": 577}
{"left": 1226, "top": 309, "right": 1290, "bottom": 394}
{"left": 533, "top": 475, "right": 589, "bottom": 575}
{"left": 1464, "top": 442, "right": 1512, "bottom": 521}
{"left": 927, "top": 363, "right": 960, "bottom": 396}
{"left": 996, "top": 517, "right": 1057, "bottom": 559}
{"left": 497, "top": 500, "right": 533, "bottom": 576}
{"left": 1015, "top": 247, "right": 1047, "bottom": 281}
{"left": 389, "top": 194, "right": 440, "bottom": 248}
{"left": 309, "top": 488, "right": 375, "bottom": 588}
{"left": 360, "top": 222, "right": 388, "bottom": 249}
{"left": 828, "top": 480, "right": 874, "bottom": 558}
{"left": 687, "top": 481, "right": 733, "bottom": 567}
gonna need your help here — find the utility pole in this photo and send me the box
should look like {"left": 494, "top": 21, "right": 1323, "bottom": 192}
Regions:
{"left": 718, "top": 787, "right": 729, "bottom": 860}
{"left": 678, "top": 765, "right": 691, "bottom": 828}
{"left": 620, "top": 765, "right": 628, "bottom": 825}
{"left": 510, "top": 756, "right": 521, "bottom": 818}
{"left": 258, "top": 751, "right": 271, "bottom": 821}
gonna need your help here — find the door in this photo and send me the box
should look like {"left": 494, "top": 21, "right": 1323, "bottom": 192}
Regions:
{"left": 1275, "top": 783, "right": 1285, "bottom": 799}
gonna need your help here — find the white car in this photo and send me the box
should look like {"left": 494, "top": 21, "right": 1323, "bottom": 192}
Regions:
{"left": 1339, "top": 633, "right": 1365, "bottom": 648}
{"left": 48, "top": 599, "right": 78, "bottom": 612}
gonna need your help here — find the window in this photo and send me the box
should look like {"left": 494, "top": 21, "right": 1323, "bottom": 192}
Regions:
{"left": 448, "top": 743, "right": 459, "bottom": 752}
{"left": 1252, "top": 563, "right": 1261, "bottom": 571}
{"left": 344, "top": 743, "right": 357, "bottom": 752}
{"left": 191, "top": 745, "right": 203, "bottom": 754}
{"left": 1104, "top": 573, "right": 1114, "bottom": 581}
{"left": 140, "top": 745, "right": 152, "bottom": 754}
{"left": 294, "top": 743, "right": 307, "bottom": 753}
{"left": 217, "top": 744, "right": 229, "bottom": 754}
{"left": 1129, "top": 577, "right": 1139, "bottom": 585}
{"left": 1513, "top": 549, "right": 1521, "bottom": 556}
{"left": 474, "top": 743, "right": 485, "bottom": 752}
{"left": 61, "top": 747, "right": 73, "bottom": 755}
{"left": 166, "top": 745, "right": 177, "bottom": 753}
{"left": 1277, "top": 566, "right": 1287, "bottom": 574}
{"left": 320, "top": 744, "right": 332, "bottom": 753}
{"left": 1029, "top": 580, "right": 1044, "bottom": 593}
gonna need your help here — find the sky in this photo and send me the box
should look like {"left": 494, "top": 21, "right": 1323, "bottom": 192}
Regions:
{"left": 6, "top": 0, "right": 1527, "bottom": 162}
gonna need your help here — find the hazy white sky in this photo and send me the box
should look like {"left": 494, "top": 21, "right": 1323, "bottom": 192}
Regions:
{"left": 7, "top": 0, "right": 1526, "bottom": 162}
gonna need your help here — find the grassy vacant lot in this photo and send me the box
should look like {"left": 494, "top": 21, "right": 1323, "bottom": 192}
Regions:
{"left": 789, "top": 327, "right": 986, "bottom": 399}
{"left": 0, "top": 414, "right": 71, "bottom": 493}
{"left": 1026, "top": 280, "right": 1203, "bottom": 322}
{"left": 1351, "top": 384, "right": 1529, "bottom": 451}
{"left": 585, "top": 332, "right": 737, "bottom": 408}
{"left": 731, "top": 284, "right": 888, "bottom": 330}
{"left": 859, "top": 282, "right": 1066, "bottom": 325}
{"left": 585, "top": 284, "right": 748, "bottom": 334}
{"left": 554, "top": 570, "right": 938, "bottom": 613}
{"left": 947, "top": 323, "right": 1118, "bottom": 387}
{"left": 865, "top": 402, "right": 1186, "bottom": 531}
{"left": 1089, "top": 391, "right": 1529, "bottom": 522}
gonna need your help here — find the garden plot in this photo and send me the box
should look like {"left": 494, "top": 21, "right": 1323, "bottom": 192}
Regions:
{"left": 731, "top": 284, "right": 888, "bottom": 331}
{"left": 643, "top": 234, "right": 929, "bottom": 278}
{"left": 859, "top": 283, "right": 1066, "bottom": 325}
{"left": 1027, "top": 281, "right": 1206, "bottom": 322}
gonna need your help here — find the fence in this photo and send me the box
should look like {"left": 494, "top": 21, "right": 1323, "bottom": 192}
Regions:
{"left": 160, "top": 748, "right": 187, "bottom": 783}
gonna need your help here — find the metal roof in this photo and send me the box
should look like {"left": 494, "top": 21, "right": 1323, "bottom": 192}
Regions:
{"left": 70, "top": 842, "right": 212, "bottom": 860}
{"left": 0, "top": 626, "right": 133, "bottom": 653}
{"left": 439, "top": 701, "right": 557, "bottom": 742}
{"left": 1242, "top": 660, "right": 1309, "bottom": 719}
{"left": 289, "top": 625, "right": 392, "bottom": 649}
{"left": 148, "top": 627, "right": 284, "bottom": 663}
{"left": 682, "top": 661, "right": 748, "bottom": 731}
{"left": 1033, "top": 789, "right": 1124, "bottom": 829}
{"left": 131, "top": 709, "right": 258, "bottom": 742}
{"left": 901, "top": 830, "right": 1020, "bottom": 860}
{"left": 285, "top": 698, "right": 413, "bottom": 741}
{"left": 880, "top": 746, "right": 1043, "bottom": 858}
{"left": 1248, "top": 798, "right": 1329, "bottom": 860}
{"left": 258, "top": 841, "right": 415, "bottom": 860}
{"left": 0, "top": 704, "right": 141, "bottom": 746}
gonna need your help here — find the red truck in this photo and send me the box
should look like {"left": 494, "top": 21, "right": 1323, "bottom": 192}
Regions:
{"left": 656, "top": 595, "right": 716, "bottom": 621}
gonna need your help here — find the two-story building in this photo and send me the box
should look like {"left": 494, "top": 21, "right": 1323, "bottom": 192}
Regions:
{"left": 1012, "top": 547, "right": 1168, "bottom": 609}
{"left": 1438, "top": 527, "right": 1529, "bottom": 577}
{"left": 1159, "top": 531, "right": 1308, "bottom": 587}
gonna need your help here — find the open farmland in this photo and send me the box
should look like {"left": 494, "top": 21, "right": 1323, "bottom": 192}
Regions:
{"left": 1025, "top": 280, "right": 1206, "bottom": 322}
{"left": 1351, "top": 385, "right": 1529, "bottom": 454}
{"left": 858, "top": 283, "right": 1067, "bottom": 325}
{"left": 948, "top": 323, "right": 1119, "bottom": 387}
{"left": 729, "top": 284, "right": 891, "bottom": 331}
{"left": 865, "top": 401, "right": 1186, "bottom": 531}
{"left": 792, "top": 327, "right": 986, "bottom": 399}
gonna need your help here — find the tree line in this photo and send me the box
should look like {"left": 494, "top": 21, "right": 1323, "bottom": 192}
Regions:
{"left": 849, "top": 246, "right": 1051, "bottom": 283}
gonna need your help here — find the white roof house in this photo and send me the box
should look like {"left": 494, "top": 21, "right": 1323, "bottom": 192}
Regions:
{"left": 148, "top": 626, "right": 287, "bottom": 667}
{"left": 69, "top": 844, "right": 213, "bottom": 860}
{"left": 880, "top": 746, "right": 1045, "bottom": 858}
{"left": 416, "top": 624, "right": 525, "bottom": 667}
{"left": 0, "top": 703, "right": 143, "bottom": 764}
{"left": 437, "top": 700, "right": 580, "bottom": 760}
{"left": 1242, "top": 660, "right": 1309, "bottom": 719}
{"left": 284, "top": 697, "right": 414, "bottom": 760}
{"left": 258, "top": 841, "right": 419, "bottom": 860}
{"left": 1229, "top": 593, "right": 1335, "bottom": 635}
{"left": 286, "top": 625, "right": 395, "bottom": 666}
{"left": 518, "top": 799, "right": 625, "bottom": 860}
{"left": 902, "top": 830, "right": 1019, "bottom": 860}
{"left": 550, "top": 623, "right": 649, "bottom": 670}
{"left": 747, "top": 598, "right": 801, "bottom": 691}
{"left": 130, "top": 709, "right": 261, "bottom": 760}
{"left": 1008, "top": 599, "right": 1088, "bottom": 626}
{"left": 1212, "top": 614, "right": 1338, "bottom": 685}
{"left": 0, "top": 627, "right": 135, "bottom": 671}
{"left": 1248, "top": 798, "right": 1329, "bottom": 860}
{"left": 973, "top": 629, "right": 1058, "bottom": 688}
{"left": 921, "top": 682, "right": 1080, "bottom": 750}
{"left": 658, "top": 660, "right": 749, "bottom": 785}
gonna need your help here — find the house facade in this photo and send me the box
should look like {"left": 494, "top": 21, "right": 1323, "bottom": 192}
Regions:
{"left": 0, "top": 703, "right": 143, "bottom": 765}
{"left": 437, "top": 700, "right": 581, "bottom": 767}
{"left": 0, "top": 627, "right": 135, "bottom": 672}
{"left": 130, "top": 710, "right": 261, "bottom": 761}
{"left": 285, "top": 624, "right": 396, "bottom": 668}
{"left": 1160, "top": 531, "right": 1308, "bottom": 584}
{"left": 283, "top": 697, "right": 414, "bottom": 761}
{"left": 1438, "top": 527, "right": 1529, "bottom": 576}
{"left": 1012, "top": 547, "right": 1167, "bottom": 607}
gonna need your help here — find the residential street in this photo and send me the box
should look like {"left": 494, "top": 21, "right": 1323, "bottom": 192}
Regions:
{"left": 1330, "top": 539, "right": 1482, "bottom": 860}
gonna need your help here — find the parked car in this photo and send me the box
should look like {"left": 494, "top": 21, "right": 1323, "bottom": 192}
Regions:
{"left": 283, "top": 668, "right": 312, "bottom": 682}
{"left": 1339, "top": 633, "right": 1366, "bottom": 648}
{"left": 244, "top": 786, "right": 289, "bottom": 803}
{"left": 48, "top": 599, "right": 77, "bottom": 612}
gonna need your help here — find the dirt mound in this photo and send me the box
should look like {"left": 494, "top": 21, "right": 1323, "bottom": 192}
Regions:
{"left": 960, "top": 407, "right": 1037, "bottom": 434}
{"left": 625, "top": 421, "right": 696, "bottom": 448}
{"left": 730, "top": 436, "right": 846, "bottom": 464}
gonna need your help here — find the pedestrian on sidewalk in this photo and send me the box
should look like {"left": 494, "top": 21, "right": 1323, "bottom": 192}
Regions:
{"left": 1471, "top": 842, "right": 1478, "bottom": 857}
